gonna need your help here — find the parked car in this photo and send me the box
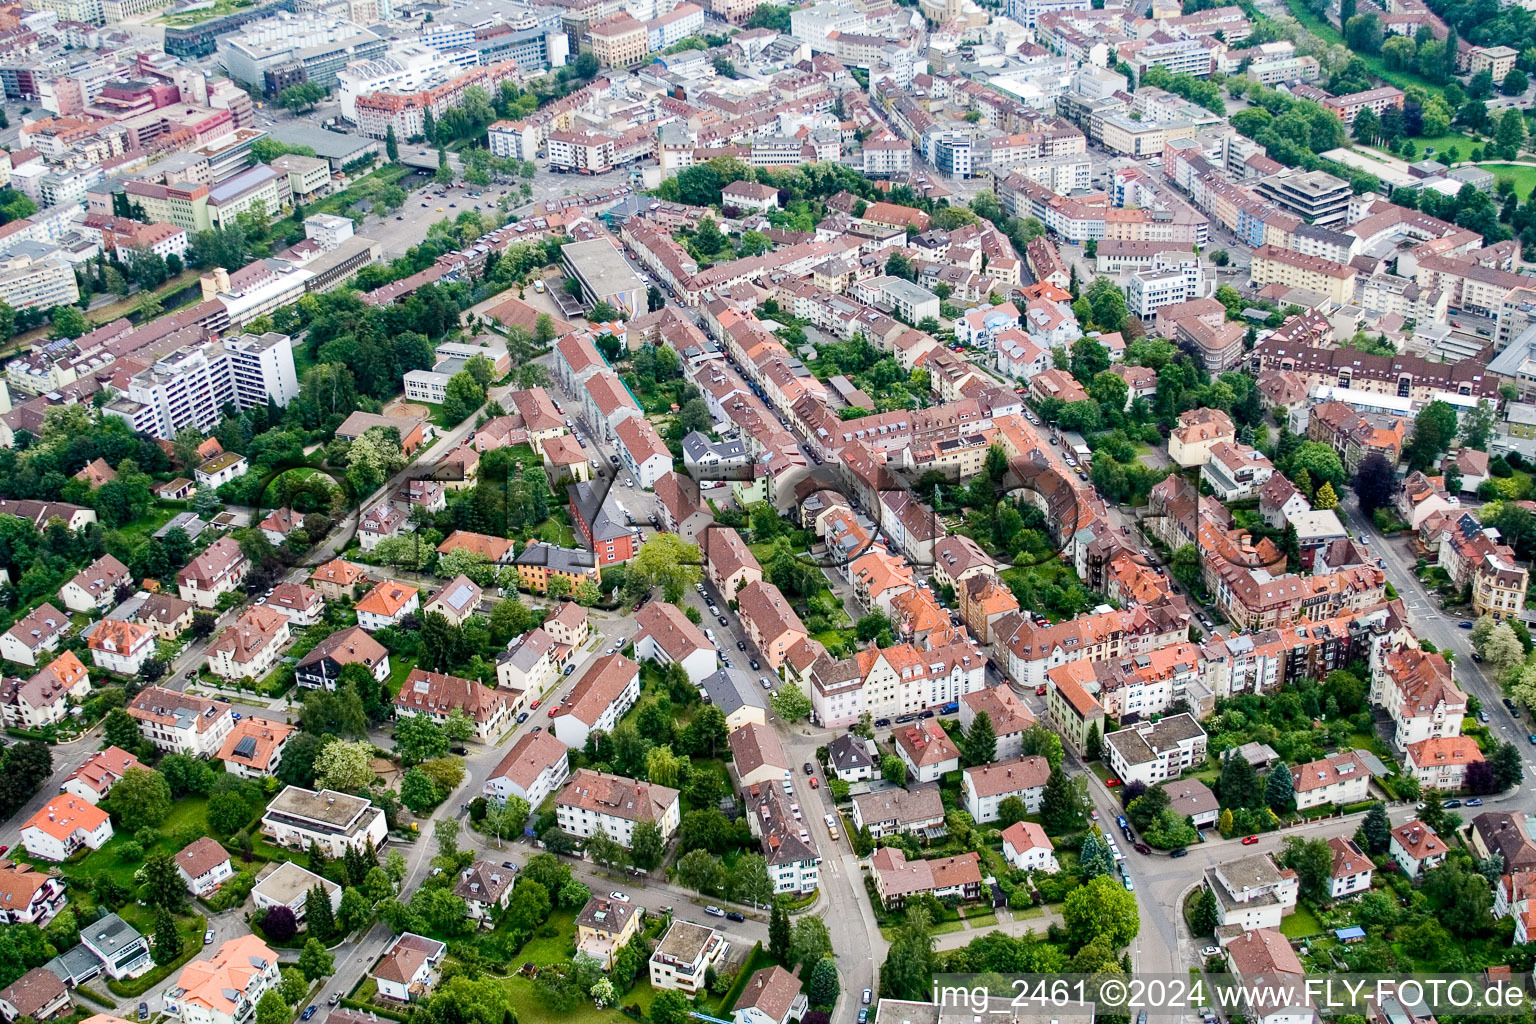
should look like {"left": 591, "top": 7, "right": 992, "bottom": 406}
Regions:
{"left": 530, "top": 699, "right": 541, "bottom": 710}
{"left": 1459, "top": 620, "right": 1474, "bottom": 629}
{"left": 329, "top": 995, "right": 341, "bottom": 1007}
{"left": 1443, "top": 799, "right": 1462, "bottom": 808}
{"left": 302, "top": 1008, "right": 317, "bottom": 1021}
{"left": 502, "top": 862, "right": 517, "bottom": 870}
{"left": 804, "top": 762, "right": 815, "bottom": 774}
{"left": 204, "top": 930, "right": 215, "bottom": 945}
{"left": 809, "top": 777, "right": 818, "bottom": 788}
{"left": 726, "top": 911, "right": 745, "bottom": 922}
{"left": 863, "top": 991, "right": 873, "bottom": 1006}
{"left": 139, "top": 1005, "right": 148, "bottom": 1021}
{"left": 705, "top": 905, "right": 725, "bottom": 917}
{"left": 1201, "top": 946, "right": 1221, "bottom": 958}
{"left": 1466, "top": 797, "right": 1484, "bottom": 806}
{"left": 1242, "top": 835, "right": 1260, "bottom": 845}
{"left": 609, "top": 891, "right": 630, "bottom": 902}
{"left": 1170, "top": 847, "right": 1188, "bottom": 858}
{"left": 1133, "top": 842, "right": 1152, "bottom": 855}
{"left": 1106, "top": 778, "right": 1121, "bottom": 787}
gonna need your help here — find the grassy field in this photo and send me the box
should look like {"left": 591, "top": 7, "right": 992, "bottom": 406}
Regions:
{"left": 1282, "top": 0, "right": 1448, "bottom": 96}
{"left": 1476, "top": 163, "right": 1536, "bottom": 198}
{"left": 48, "top": 798, "right": 213, "bottom": 888}
{"left": 1279, "top": 903, "right": 1325, "bottom": 939}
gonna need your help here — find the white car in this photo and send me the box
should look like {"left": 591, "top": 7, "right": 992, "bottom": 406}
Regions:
{"left": 1201, "top": 946, "right": 1221, "bottom": 958}
{"left": 609, "top": 891, "right": 631, "bottom": 902}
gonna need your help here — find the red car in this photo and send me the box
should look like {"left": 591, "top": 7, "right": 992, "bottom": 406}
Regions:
{"left": 1106, "top": 778, "right": 1122, "bottom": 787}
{"left": 1242, "top": 835, "right": 1260, "bottom": 845}
{"left": 809, "top": 777, "right": 819, "bottom": 789}
{"left": 530, "top": 699, "right": 541, "bottom": 710}
{"left": 1036, "top": 686, "right": 1047, "bottom": 695}
{"left": 548, "top": 705, "right": 560, "bottom": 717}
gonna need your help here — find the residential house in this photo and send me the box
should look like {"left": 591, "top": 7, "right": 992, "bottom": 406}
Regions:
{"left": 265, "top": 583, "right": 323, "bottom": 626}
{"left": 649, "top": 920, "right": 725, "bottom": 995}
{"left": 164, "top": 936, "right": 279, "bottom": 1024}
{"left": 827, "top": 733, "right": 877, "bottom": 782}
{"left": 1472, "top": 811, "right": 1536, "bottom": 872}
{"left": 1222, "top": 930, "right": 1309, "bottom": 1024}
{"left": 1167, "top": 778, "right": 1221, "bottom": 828}
{"left": 482, "top": 729, "right": 570, "bottom": 807}
{"left": 1201, "top": 442, "right": 1275, "bottom": 501}
{"left": 437, "top": 531, "right": 515, "bottom": 564}
{"left": 453, "top": 862, "right": 515, "bottom": 929}
{"left": 1205, "top": 852, "right": 1298, "bottom": 932}
{"left": 60, "top": 555, "right": 130, "bottom": 613}
{"left": 309, "top": 559, "right": 369, "bottom": 601}
{"left": 850, "top": 783, "right": 945, "bottom": 838}
{"left": 554, "top": 769, "right": 681, "bottom": 848}
{"left": 174, "top": 837, "right": 233, "bottom": 898}
{"left": 1168, "top": 408, "right": 1235, "bottom": 467}
{"left": 544, "top": 601, "right": 591, "bottom": 648}
{"left": 1328, "top": 836, "right": 1372, "bottom": 899}
{"left": 0, "top": 653, "right": 86, "bottom": 730}
{"left": 259, "top": 786, "right": 388, "bottom": 857}
{"left": 1397, "top": 471, "right": 1457, "bottom": 531}
{"left": 372, "top": 934, "right": 446, "bottom": 1003}
{"left": 634, "top": 602, "right": 717, "bottom": 683}
{"left": 732, "top": 967, "right": 807, "bottom": 1024}
{"left": 0, "top": 968, "right": 70, "bottom": 1023}
{"left": 959, "top": 686, "right": 1035, "bottom": 760}
{"left": 355, "top": 581, "right": 420, "bottom": 631}
{"left": 893, "top": 720, "right": 960, "bottom": 784}
{"left": 207, "top": 606, "right": 291, "bottom": 680}
{"left": 704, "top": 527, "right": 764, "bottom": 599}
{"left": 1404, "top": 735, "right": 1485, "bottom": 790}
{"left": 494, "top": 627, "right": 562, "bottom": 700}
{"left": 1, "top": 603, "right": 69, "bottom": 666}
{"left": 575, "top": 896, "right": 643, "bottom": 969}
{"left": 1390, "top": 820, "right": 1446, "bottom": 879}
{"left": 424, "top": 576, "right": 482, "bottom": 626}
{"left": 127, "top": 686, "right": 234, "bottom": 757}
{"left": 87, "top": 618, "right": 155, "bottom": 676}
{"left": 20, "top": 796, "right": 113, "bottom": 861}
{"left": 962, "top": 755, "right": 1050, "bottom": 822}
{"left": 395, "top": 669, "right": 512, "bottom": 743}
{"left": 728, "top": 721, "right": 792, "bottom": 788}
{"left": 217, "top": 717, "right": 293, "bottom": 779}
{"left": 552, "top": 654, "right": 640, "bottom": 748}
{"left": 1000, "top": 820, "right": 1058, "bottom": 873}
{"left": 1289, "top": 751, "right": 1372, "bottom": 810}
{"left": 1102, "top": 714, "right": 1207, "bottom": 786}
{"left": 870, "top": 847, "right": 982, "bottom": 909}
{"left": 358, "top": 503, "right": 405, "bottom": 551}
{"left": 177, "top": 538, "right": 249, "bottom": 608}
{"left": 700, "top": 668, "right": 768, "bottom": 733}
{"left": 79, "top": 914, "right": 152, "bottom": 980}
{"left": 250, "top": 861, "right": 341, "bottom": 923}
{"left": 257, "top": 508, "right": 303, "bottom": 549}
{"left": 515, "top": 542, "right": 600, "bottom": 596}
{"left": 61, "top": 746, "right": 144, "bottom": 804}
{"left": 654, "top": 472, "right": 713, "bottom": 544}
{"left": 0, "top": 861, "right": 65, "bottom": 927}
{"left": 296, "top": 627, "right": 390, "bottom": 690}
{"left": 133, "top": 593, "right": 194, "bottom": 640}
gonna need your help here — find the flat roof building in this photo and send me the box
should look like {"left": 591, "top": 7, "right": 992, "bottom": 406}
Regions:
{"left": 561, "top": 238, "right": 645, "bottom": 318}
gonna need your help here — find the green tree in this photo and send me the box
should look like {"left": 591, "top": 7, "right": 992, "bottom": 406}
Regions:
{"left": 881, "top": 754, "right": 907, "bottom": 787}
{"left": 441, "top": 370, "right": 486, "bottom": 425}
{"left": 631, "top": 820, "right": 665, "bottom": 870}
{"left": 306, "top": 884, "right": 337, "bottom": 941}
{"left": 49, "top": 304, "right": 88, "bottom": 340}
{"left": 790, "top": 915, "right": 833, "bottom": 969}
{"left": 1406, "top": 400, "right": 1459, "bottom": 470}
{"left": 997, "top": 795, "right": 1029, "bottom": 827}
{"left": 1218, "top": 750, "right": 1263, "bottom": 809}
{"left": 207, "top": 789, "right": 251, "bottom": 837}
{"left": 808, "top": 957, "right": 840, "bottom": 1008}
{"left": 1280, "top": 836, "right": 1333, "bottom": 902}
{"left": 107, "top": 767, "right": 172, "bottom": 829}
{"left": 1040, "top": 766, "right": 1086, "bottom": 833}
{"left": 298, "top": 937, "right": 334, "bottom": 981}
{"left": 152, "top": 905, "right": 182, "bottom": 966}
{"left": 771, "top": 685, "right": 812, "bottom": 722}
{"left": 961, "top": 710, "right": 997, "bottom": 767}
{"left": 385, "top": 125, "right": 399, "bottom": 162}
{"left": 769, "top": 900, "right": 791, "bottom": 962}
{"left": 1265, "top": 760, "right": 1296, "bottom": 814}
{"left": 143, "top": 851, "right": 187, "bottom": 911}
{"left": 1064, "top": 874, "right": 1140, "bottom": 949}
{"left": 256, "top": 989, "right": 288, "bottom": 1024}
{"left": 338, "top": 887, "right": 371, "bottom": 934}
{"left": 880, "top": 907, "right": 935, "bottom": 1000}
{"left": 651, "top": 991, "right": 692, "bottom": 1024}
{"left": 314, "top": 739, "right": 376, "bottom": 791}
{"left": 1189, "top": 887, "right": 1218, "bottom": 937}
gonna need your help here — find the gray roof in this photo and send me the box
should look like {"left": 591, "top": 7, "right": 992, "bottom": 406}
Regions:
{"left": 153, "top": 511, "right": 209, "bottom": 541}
{"left": 81, "top": 913, "right": 144, "bottom": 956}
{"left": 270, "top": 123, "right": 379, "bottom": 163}
{"left": 829, "top": 733, "right": 876, "bottom": 773}
{"left": 515, "top": 541, "right": 597, "bottom": 573}
{"left": 44, "top": 945, "right": 105, "bottom": 986}
{"left": 699, "top": 668, "right": 764, "bottom": 717}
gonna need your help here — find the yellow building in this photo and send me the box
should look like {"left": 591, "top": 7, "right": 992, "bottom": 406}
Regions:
{"left": 588, "top": 12, "right": 648, "bottom": 68}
{"left": 1045, "top": 660, "right": 1106, "bottom": 754}
{"left": 1250, "top": 244, "right": 1357, "bottom": 305}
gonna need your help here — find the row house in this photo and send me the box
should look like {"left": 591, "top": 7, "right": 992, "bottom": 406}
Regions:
{"left": 1371, "top": 644, "right": 1466, "bottom": 753}
{"left": 127, "top": 686, "right": 234, "bottom": 758}
{"left": 395, "top": 669, "right": 513, "bottom": 743}
{"left": 555, "top": 768, "right": 680, "bottom": 848}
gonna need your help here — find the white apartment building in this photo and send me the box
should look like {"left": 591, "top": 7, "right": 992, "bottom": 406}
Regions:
{"left": 337, "top": 43, "right": 456, "bottom": 121}
{"left": 20, "top": 795, "right": 113, "bottom": 861}
{"left": 260, "top": 786, "right": 389, "bottom": 857}
{"left": 166, "top": 935, "right": 280, "bottom": 1024}
{"left": 649, "top": 921, "right": 725, "bottom": 995}
{"left": 962, "top": 755, "right": 1050, "bottom": 823}
{"left": 105, "top": 333, "right": 299, "bottom": 440}
{"left": 1205, "top": 852, "right": 1298, "bottom": 932}
{"left": 0, "top": 243, "right": 79, "bottom": 311}
{"left": 1128, "top": 252, "right": 1203, "bottom": 320}
{"left": 483, "top": 729, "right": 570, "bottom": 807}
{"left": 552, "top": 654, "right": 641, "bottom": 748}
{"left": 554, "top": 769, "right": 680, "bottom": 847}
{"left": 1290, "top": 751, "right": 1372, "bottom": 810}
{"left": 127, "top": 686, "right": 235, "bottom": 758}
{"left": 1102, "top": 714, "right": 1207, "bottom": 787}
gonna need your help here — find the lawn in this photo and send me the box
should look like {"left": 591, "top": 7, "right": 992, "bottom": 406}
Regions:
{"left": 1279, "top": 903, "right": 1325, "bottom": 939}
{"left": 517, "top": 908, "right": 579, "bottom": 964}
{"left": 1476, "top": 164, "right": 1536, "bottom": 199}
{"left": 44, "top": 798, "right": 213, "bottom": 889}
